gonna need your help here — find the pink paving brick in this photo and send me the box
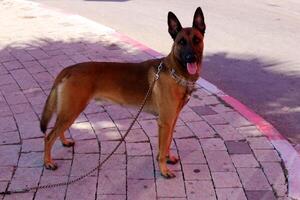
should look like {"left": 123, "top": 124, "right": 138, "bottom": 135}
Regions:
{"left": 173, "top": 125, "right": 195, "bottom": 139}
{"left": 100, "top": 154, "right": 126, "bottom": 170}
{"left": 9, "top": 167, "right": 43, "bottom": 191}
{"left": 245, "top": 190, "right": 276, "bottom": 200}
{"left": 97, "top": 169, "right": 126, "bottom": 195}
{"left": 9, "top": 102, "right": 33, "bottom": 114}
{"left": 156, "top": 171, "right": 186, "bottom": 198}
{"left": 179, "top": 111, "right": 203, "bottom": 123}
{"left": 0, "top": 166, "right": 14, "bottom": 181}
{"left": 128, "top": 179, "right": 156, "bottom": 200}
{"left": 18, "top": 152, "right": 43, "bottom": 167}
{"left": 21, "top": 137, "right": 43, "bottom": 152}
{"left": 253, "top": 149, "right": 281, "bottom": 162}
{"left": 35, "top": 175, "right": 68, "bottom": 200}
{"left": 97, "top": 195, "right": 126, "bottom": 200}
{"left": 230, "top": 154, "right": 259, "bottom": 168}
{"left": 127, "top": 156, "right": 154, "bottom": 179}
{"left": 200, "top": 138, "right": 227, "bottom": 151}
{"left": 70, "top": 122, "right": 97, "bottom": 140}
{"left": 122, "top": 128, "right": 149, "bottom": 142}
{"left": 0, "top": 74, "right": 15, "bottom": 86}
{"left": 182, "top": 164, "right": 211, "bottom": 180}
{"left": 212, "top": 172, "right": 242, "bottom": 188}
{"left": 178, "top": 150, "right": 207, "bottom": 164}
{"left": 202, "top": 114, "right": 227, "bottom": 125}
{"left": 0, "top": 181, "right": 8, "bottom": 193}
{"left": 0, "top": 131, "right": 20, "bottom": 145}
{"left": 185, "top": 180, "right": 216, "bottom": 200}
{"left": 216, "top": 188, "right": 247, "bottom": 200}
{"left": 186, "top": 121, "right": 216, "bottom": 138}
{"left": 97, "top": 127, "right": 122, "bottom": 141}
{"left": 247, "top": 137, "right": 274, "bottom": 149}
{"left": 260, "top": 162, "right": 286, "bottom": 185}
{"left": 139, "top": 119, "right": 158, "bottom": 137}
{"left": 237, "top": 126, "right": 263, "bottom": 137}
{"left": 126, "top": 142, "right": 152, "bottom": 156}
{"left": 225, "top": 141, "right": 252, "bottom": 154}
{"left": 66, "top": 176, "right": 97, "bottom": 200}
{"left": 87, "top": 112, "right": 116, "bottom": 130}
{"left": 212, "top": 124, "right": 245, "bottom": 141}
{"left": 0, "top": 145, "right": 20, "bottom": 166}
{"left": 237, "top": 168, "right": 272, "bottom": 190}
{"left": 22, "top": 60, "right": 46, "bottom": 74}
{"left": 74, "top": 139, "right": 99, "bottom": 154}
{"left": 204, "top": 150, "right": 235, "bottom": 172}
{"left": 100, "top": 140, "right": 125, "bottom": 155}
{"left": 42, "top": 160, "right": 72, "bottom": 177}
{"left": 3, "top": 191, "right": 34, "bottom": 200}
{"left": 175, "top": 138, "right": 202, "bottom": 152}
{"left": 210, "top": 103, "right": 233, "bottom": 113}
{"left": 3, "top": 60, "right": 23, "bottom": 71}
{"left": 114, "top": 118, "right": 141, "bottom": 131}
{"left": 70, "top": 154, "right": 99, "bottom": 177}
{"left": 221, "top": 111, "right": 252, "bottom": 128}
{"left": 10, "top": 69, "right": 39, "bottom": 90}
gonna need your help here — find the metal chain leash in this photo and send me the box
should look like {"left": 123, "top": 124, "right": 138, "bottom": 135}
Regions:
{"left": 0, "top": 61, "right": 163, "bottom": 195}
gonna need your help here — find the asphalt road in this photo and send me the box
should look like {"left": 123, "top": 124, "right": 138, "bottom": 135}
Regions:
{"left": 31, "top": 0, "right": 300, "bottom": 143}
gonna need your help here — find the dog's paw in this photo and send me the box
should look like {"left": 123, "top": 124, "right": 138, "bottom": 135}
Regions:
{"left": 61, "top": 139, "right": 75, "bottom": 147}
{"left": 166, "top": 155, "right": 179, "bottom": 165}
{"left": 161, "top": 169, "right": 176, "bottom": 179}
{"left": 44, "top": 162, "right": 58, "bottom": 170}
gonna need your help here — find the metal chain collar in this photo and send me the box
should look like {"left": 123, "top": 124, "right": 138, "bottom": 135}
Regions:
{"left": 0, "top": 61, "right": 163, "bottom": 196}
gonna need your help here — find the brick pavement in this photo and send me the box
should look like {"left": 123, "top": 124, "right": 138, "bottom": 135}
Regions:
{"left": 0, "top": 0, "right": 293, "bottom": 199}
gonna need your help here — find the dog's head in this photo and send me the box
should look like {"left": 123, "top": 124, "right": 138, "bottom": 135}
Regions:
{"left": 168, "top": 7, "right": 206, "bottom": 77}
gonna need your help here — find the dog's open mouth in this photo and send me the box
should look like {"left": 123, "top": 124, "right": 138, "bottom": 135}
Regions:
{"left": 187, "top": 62, "right": 198, "bottom": 75}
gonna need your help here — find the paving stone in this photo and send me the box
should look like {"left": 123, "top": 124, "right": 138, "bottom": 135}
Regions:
{"left": 97, "top": 169, "right": 126, "bottom": 195}
{"left": 247, "top": 137, "right": 274, "bottom": 149}
{"left": 10, "top": 69, "right": 38, "bottom": 90}
{"left": 3, "top": 60, "right": 23, "bottom": 71}
{"left": 128, "top": 179, "right": 156, "bottom": 200}
{"left": 182, "top": 164, "right": 211, "bottom": 180}
{"left": 212, "top": 172, "right": 242, "bottom": 188}
{"left": 9, "top": 167, "right": 43, "bottom": 191}
{"left": 126, "top": 142, "right": 152, "bottom": 156}
{"left": 0, "top": 145, "right": 20, "bottom": 166}
{"left": 173, "top": 125, "right": 195, "bottom": 139}
{"left": 156, "top": 171, "right": 186, "bottom": 198}
{"left": 0, "top": 131, "right": 20, "bottom": 145}
{"left": 70, "top": 122, "right": 97, "bottom": 140}
{"left": 261, "top": 162, "right": 286, "bottom": 185}
{"left": 202, "top": 114, "right": 227, "bottom": 125}
{"left": 97, "top": 195, "right": 126, "bottom": 200}
{"left": 22, "top": 60, "right": 46, "bottom": 74}
{"left": 178, "top": 150, "right": 207, "bottom": 164}
{"left": 245, "top": 190, "right": 276, "bottom": 200}
{"left": 21, "top": 137, "right": 43, "bottom": 152}
{"left": 105, "top": 105, "right": 132, "bottom": 120}
{"left": 191, "top": 105, "right": 217, "bottom": 116}
{"left": 179, "top": 111, "right": 203, "bottom": 122}
{"left": 3, "top": 191, "right": 34, "bottom": 200}
{"left": 139, "top": 119, "right": 158, "bottom": 137}
{"left": 204, "top": 150, "right": 235, "bottom": 172}
{"left": 231, "top": 154, "right": 259, "bottom": 168}
{"left": 212, "top": 124, "right": 245, "bottom": 141}
{"left": 100, "top": 140, "right": 125, "bottom": 155}
{"left": 237, "top": 126, "right": 263, "bottom": 137}
{"left": 200, "top": 138, "right": 227, "bottom": 151}
{"left": 70, "top": 154, "right": 99, "bottom": 177}
{"left": 237, "top": 168, "right": 272, "bottom": 190}
{"left": 87, "top": 112, "right": 116, "bottom": 130}
{"left": 222, "top": 111, "right": 252, "bottom": 127}
{"left": 186, "top": 180, "right": 216, "bottom": 200}
{"left": 0, "top": 116, "right": 17, "bottom": 133}
{"left": 18, "top": 152, "right": 43, "bottom": 167}
{"left": 209, "top": 104, "right": 233, "bottom": 113}
{"left": 0, "top": 166, "right": 14, "bottom": 181}
{"left": 122, "top": 128, "right": 148, "bottom": 142}
{"left": 114, "top": 118, "right": 141, "bottom": 131}
{"left": 0, "top": 181, "right": 8, "bottom": 193}
{"left": 9, "top": 102, "right": 33, "bottom": 114}
{"left": 35, "top": 175, "right": 68, "bottom": 200}
{"left": 97, "top": 127, "right": 122, "bottom": 141}
{"left": 186, "top": 121, "right": 216, "bottom": 138}
{"left": 66, "top": 176, "right": 97, "bottom": 200}
{"left": 253, "top": 149, "right": 281, "bottom": 162}
{"left": 18, "top": 120, "right": 44, "bottom": 139}
{"left": 176, "top": 138, "right": 201, "bottom": 152}
{"left": 74, "top": 139, "right": 99, "bottom": 154}
{"left": 216, "top": 188, "right": 247, "bottom": 200}
{"left": 225, "top": 141, "right": 252, "bottom": 154}
{"left": 100, "top": 154, "right": 126, "bottom": 170}
{"left": 127, "top": 156, "right": 154, "bottom": 179}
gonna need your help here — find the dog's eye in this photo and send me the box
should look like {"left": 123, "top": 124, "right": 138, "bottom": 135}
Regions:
{"left": 178, "top": 38, "right": 186, "bottom": 46}
{"left": 193, "top": 37, "right": 201, "bottom": 45}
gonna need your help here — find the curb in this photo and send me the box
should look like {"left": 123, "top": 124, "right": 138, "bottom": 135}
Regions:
{"left": 19, "top": 1, "right": 300, "bottom": 199}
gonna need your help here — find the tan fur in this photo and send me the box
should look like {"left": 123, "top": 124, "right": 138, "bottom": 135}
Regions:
{"left": 41, "top": 8, "right": 205, "bottom": 178}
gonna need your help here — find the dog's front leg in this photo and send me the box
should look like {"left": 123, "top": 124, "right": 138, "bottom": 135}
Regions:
{"left": 158, "top": 113, "right": 177, "bottom": 178}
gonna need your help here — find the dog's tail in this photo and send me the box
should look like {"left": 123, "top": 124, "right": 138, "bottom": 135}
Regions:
{"left": 40, "top": 86, "right": 57, "bottom": 134}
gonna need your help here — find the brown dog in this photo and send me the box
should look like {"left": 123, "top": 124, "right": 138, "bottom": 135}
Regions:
{"left": 40, "top": 7, "right": 206, "bottom": 178}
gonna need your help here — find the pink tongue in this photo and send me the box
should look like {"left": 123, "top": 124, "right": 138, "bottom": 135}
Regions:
{"left": 187, "top": 62, "right": 198, "bottom": 75}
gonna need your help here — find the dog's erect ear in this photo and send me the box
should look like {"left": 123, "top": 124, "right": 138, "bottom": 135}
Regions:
{"left": 193, "top": 7, "right": 206, "bottom": 34}
{"left": 168, "top": 11, "right": 182, "bottom": 40}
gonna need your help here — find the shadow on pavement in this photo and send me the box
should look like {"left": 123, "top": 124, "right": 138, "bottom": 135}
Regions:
{"left": 202, "top": 52, "right": 300, "bottom": 143}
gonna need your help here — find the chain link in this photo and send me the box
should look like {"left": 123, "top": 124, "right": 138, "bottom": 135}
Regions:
{"left": 0, "top": 61, "right": 163, "bottom": 195}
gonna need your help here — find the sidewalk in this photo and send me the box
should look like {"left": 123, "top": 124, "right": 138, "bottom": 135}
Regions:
{"left": 0, "top": 0, "right": 299, "bottom": 199}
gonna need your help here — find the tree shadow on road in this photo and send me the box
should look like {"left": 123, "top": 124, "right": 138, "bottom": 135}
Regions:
{"left": 202, "top": 52, "right": 300, "bottom": 143}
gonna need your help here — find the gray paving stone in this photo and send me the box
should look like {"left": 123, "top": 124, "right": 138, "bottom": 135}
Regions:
{"left": 247, "top": 137, "right": 274, "bottom": 149}
{"left": 97, "top": 169, "right": 126, "bottom": 195}
{"left": 231, "top": 154, "right": 259, "bottom": 168}
{"left": 253, "top": 149, "right": 281, "bottom": 162}
{"left": 156, "top": 171, "right": 186, "bottom": 198}
{"left": 186, "top": 180, "right": 216, "bottom": 200}
{"left": 200, "top": 138, "right": 227, "bottom": 151}
{"left": 245, "top": 190, "right": 276, "bottom": 200}
{"left": 191, "top": 105, "right": 217, "bottom": 116}
{"left": 212, "top": 172, "right": 242, "bottom": 188}
{"left": 127, "top": 156, "right": 154, "bottom": 179}
{"left": 225, "top": 140, "right": 252, "bottom": 154}
{"left": 204, "top": 150, "right": 235, "bottom": 172}
{"left": 216, "top": 188, "right": 247, "bottom": 200}
{"left": 237, "top": 168, "right": 272, "bottom": 190}
{"left": 128, "top": 179, "right": 156, "bottom": 200}
{"left": 182, "top": 164, "right": 211, "bottom": 180}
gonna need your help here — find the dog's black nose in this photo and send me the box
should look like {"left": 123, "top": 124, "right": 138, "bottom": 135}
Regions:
{"left": 185, "top": 54, "right": 196, "bottom": 63}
